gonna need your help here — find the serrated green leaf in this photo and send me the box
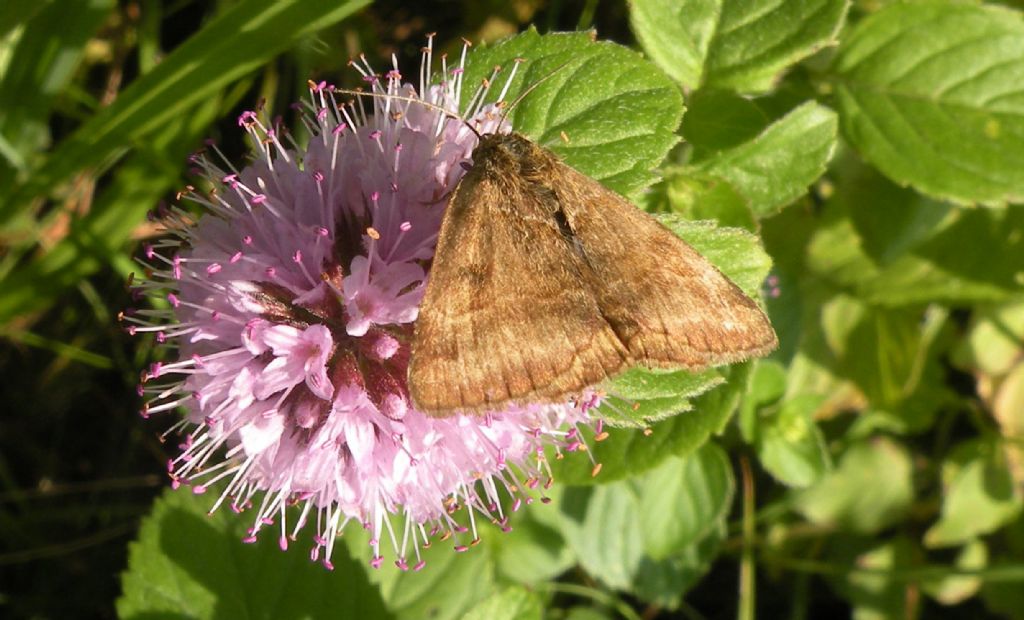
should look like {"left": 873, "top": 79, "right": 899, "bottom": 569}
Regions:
{"left": 1, "top": 0, "right": 370, "bottom": 228}
{"left": 630, "top": 0, "right": 849, "bottom": 92}
{"left": 598, "top": 367, "right": 722, "bottom": 428}
{"left": 553, "top": 364, "right": 749, "bottom": 485}
{"left": 796, "top": 437, "right": 913, "bottom": 534}
{"left": 637, "top": 442, "right": 734, "bottom": 560}
{"left": 597, "top": 393, "right": 695, "bottom": 428}
{"left": 117, "top": 488, "right": 391, "bottom": 620}
{"left": 605, "top": 366, "right": 723, "bottom": 401}
{"left": 691, "top": 101, "right": 837, "bottom": 216}
{"left": 462, "top": 29, "right": 683, "bottom": 196}
{"left": 461, "top": 587, "right": 542, "bottom": 620}
{"left": 834, "top": 1, "right": 1024, "bottom": 205}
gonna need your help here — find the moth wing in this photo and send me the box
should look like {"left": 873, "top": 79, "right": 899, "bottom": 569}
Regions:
{"left": 556, "top": 164, "right": 777, "bottom": 369}
{"left": 409, "top": 171, "right": 629, "bottom": 416}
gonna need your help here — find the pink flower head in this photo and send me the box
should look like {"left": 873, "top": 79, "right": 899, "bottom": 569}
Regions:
{"left": 129, "top": 37, "right": 601, "bottom": 570}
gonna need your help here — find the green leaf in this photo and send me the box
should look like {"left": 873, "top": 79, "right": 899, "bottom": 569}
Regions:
{"left": 344, "top": 524, "right": 497, "bottom": 620}
{"left": 0, "top": 94, "right": 222, "bottom": 325}
{"left": 491, "top": 507, "right": 576, "bottom": 586}
{"left": 629, "top": 0, "right": 849, "bottom": 92}
{"left": 754, "top": 394, "right": 831, "bottom": 488}
{"left": 632, "top": 522, "right": 725, "bottom": 608}
{"left": 556, "top": 484, "right": 645, "bottom": 590}
{"left": 925, "top": 441, "right": 1023, "bottom": 548}
{"left": 1, "top": 0, "right": 371, "bottom": 228}
{"left": 980, "top": 511, "right": 1024, "bottom": 619}
{"left": 546, "top": 445, "right": 732, "bottom": 601}
{"left": 983, "top": 576, "right": 1024, "bottom": 620}
{"left": 462, "top": 29, "right": 684, "bottom": 196}
{"left": 955, "top": 299, "right": 1024, "bottom": 376}
{"left": 659, "top": 171, "right": 757, "bottom": 231}
{"left": 922, "top": 539, "right": 988, "bottom": 606}
{"left": 659, "top": 217, "right": 774, "bottom": 294}
{"left": 761, "top": 274, "right": 858, "bottom": 413}
{"left": 817, "top": 295, "right": 949, "bottom": 418}
{"left": 461, "top": 587, "right": 542, "bottom": 620}
{"left": 0, "top": 0, "right": 52, "bottom": 41}
{"left": 0, "top": 0, "right": 113, "bottom": 175}
{"left": 825, "top": 536, "right": 917, "bottom": 620}
{"left": 604, "top": 366, "right": 723, "bottom": 402}
{"left": 690, "top": 101, "right": 838, "bottom": 216}
{"left": 833, "top": 1, "right": 1024, "bottom": 205}
{"left": 552, "top": 363, "right": 750, "bottom": 485}
{"left": 807, "top": 146, "right": 1024, "bottom": 305}
{"left": 796, "top": 437, "right": 913, "bottom": 534}
{"left": 682, "top": 89, "right": 772, "bottom": 153}
{"left": 595, "top": 393, "right": 696, "bottom": 428}
{"left": 117, "top": 488, "right": 391, "bottom": 619}
{"left": 993, "top": 362, "right": 1024, "bottom": 485}
{"left": 565, "top": 608, "right": 614, "bottom": 620}
{"left": 739, "top": 358, "right": 787, "bottom": 441}
{"left": 637, "top": 442, "right": 734, "bottom": 560}
{"left": 598, "top": 367, "right": 721, "bottom": 428}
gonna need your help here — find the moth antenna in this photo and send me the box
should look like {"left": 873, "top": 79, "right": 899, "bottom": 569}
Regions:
{"left": 326, "top": 88, "right": 483, "bottom": 140}
{"left": 497, "top": 58, "right": 575, "bottom": 127}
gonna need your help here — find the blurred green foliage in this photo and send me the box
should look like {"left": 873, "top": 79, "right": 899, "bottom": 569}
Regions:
{"left": 3, "top": 1, "right": 1024, "bottom": 619}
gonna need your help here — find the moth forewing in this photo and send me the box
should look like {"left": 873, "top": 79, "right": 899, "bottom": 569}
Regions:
{"left": 408, "top": 132, "right": 777, "bottom": 417}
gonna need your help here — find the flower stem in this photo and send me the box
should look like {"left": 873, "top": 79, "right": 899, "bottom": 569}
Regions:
{"left": 738, "top": 455, "right": 756, "bottom": 620}
{"left": 540, "top": 582, "right": 642, "bottom": 620}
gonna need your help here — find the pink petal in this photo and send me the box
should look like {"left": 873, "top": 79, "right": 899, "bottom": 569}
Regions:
{"left": 239, "top": 411, "right": 285, "bottom": 454}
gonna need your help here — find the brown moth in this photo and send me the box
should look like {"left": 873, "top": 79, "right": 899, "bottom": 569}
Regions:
{"left": 408, "top": 131, "right": 778, "bottom": 416}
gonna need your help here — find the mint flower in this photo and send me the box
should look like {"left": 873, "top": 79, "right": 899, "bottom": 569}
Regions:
{"left": 126, "top": 38, "right": 602, "bottom": 571}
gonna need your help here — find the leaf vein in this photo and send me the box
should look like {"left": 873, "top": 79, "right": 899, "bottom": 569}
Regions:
{"left": 717, "top": 0, "right": 836, "bottom": 76}
{"left": 851, "top": 86, "right": 1014, "bottom": 186}
{"left": 717, "top": 0, "right": 789, "bottom": 37}
{"left": 840, "top": 11, "right": 955, "bottom": 77}
{"left": 885, "top": 33, "right": 1021, "bottom": 91}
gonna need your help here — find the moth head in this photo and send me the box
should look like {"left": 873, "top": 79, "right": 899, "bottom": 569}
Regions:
{"left": 470, "top": 132, "right": 550, "bottom": 177}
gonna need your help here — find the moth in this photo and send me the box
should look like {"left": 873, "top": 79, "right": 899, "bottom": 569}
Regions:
{"left": 407, "top": 130, "right": 778, "bottom": 416}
